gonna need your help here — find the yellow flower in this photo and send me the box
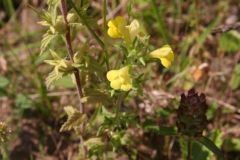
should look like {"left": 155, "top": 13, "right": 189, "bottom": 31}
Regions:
{"left": 107, "top": 17, "right": 147, "bottom": 43}
{"left": 107, "top": 16, "right": 127, "bottom": 38}
{"left": 106, "top": 66, "right": 132, "bottom": 91}
{"left": 125, "top": 19, "right": 146, "bottom": 42}
{"left": 149, "top": 45, "right": 174, "bottom": 68}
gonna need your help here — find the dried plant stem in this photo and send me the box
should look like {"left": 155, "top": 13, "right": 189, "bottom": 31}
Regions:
{"left": 60, "top": 0, "right": 84, "bottom": 113}
{"left": 212, "top": 22, "right": 240, "bottom": 34}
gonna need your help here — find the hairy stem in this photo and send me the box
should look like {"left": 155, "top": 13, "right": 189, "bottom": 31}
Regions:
{"left": 60, "top": 0, "right": 84, "bottom": 113}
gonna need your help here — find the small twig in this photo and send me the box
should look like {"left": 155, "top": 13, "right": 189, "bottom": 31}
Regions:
{"left": 60, "top": 0, "right": 84, "bottom": 113}
{"left": 212, "top": 22, "right": 240, "bottom": 35}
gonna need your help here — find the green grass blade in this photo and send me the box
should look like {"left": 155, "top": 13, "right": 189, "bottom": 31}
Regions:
{"left": 197, "top": 136, "right": 224, "bottom": 160}
{"left": 151, "top": 0, "right": 171, "bottom": 44}
{"left": 197, "top": 16, "right": 221, "bottom": 46}
{"left": 2, "top": 0, "right": 15, "bottom": 17}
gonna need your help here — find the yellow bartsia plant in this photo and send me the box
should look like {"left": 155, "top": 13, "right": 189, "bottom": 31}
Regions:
{"left": 40, "top": 0, "right": 179, "bottom": 158}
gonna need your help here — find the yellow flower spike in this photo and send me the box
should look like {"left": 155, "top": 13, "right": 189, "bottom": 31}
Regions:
{"left": 149, "top": 45, "right": 174, "bottom": 68}
{"left": 107, "top": 16, "right": 127, "bottom": 38}
{"left": 106, "top": 66, "right": 133, "bottom": 91}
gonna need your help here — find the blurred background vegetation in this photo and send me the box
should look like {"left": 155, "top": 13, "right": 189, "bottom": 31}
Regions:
{"left": 0, "top": 0, "right": 240, "bottom": 159}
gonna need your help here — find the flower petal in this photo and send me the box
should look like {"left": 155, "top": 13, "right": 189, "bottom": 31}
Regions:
{"left": 121, "top": 83, "right": 132, "bottom": 91}
{"left": 114, "top": 16, "right": 127, "bottom": 26}
{"left": 107, "top": 27, "right": 121, "bottom": 38}
{"left": 107, "top": 70, "right": 119, "bottom": 81}
{"left": 149, "top": 45, "right": 173, "bottom": 59}
{"left": 107, "top": 16, "right": 127, "bottom": 39}
{"left": 160, "top": 58, "right": 172, "bottom": 68}
{"left": 107, "top": 66, "right": 132, "bottom": 91}
{"left": 166, "top": 50, "right": 174, "bottom": 62}
{"left": 110, "top": 80, "right": 121, "bottom": 90}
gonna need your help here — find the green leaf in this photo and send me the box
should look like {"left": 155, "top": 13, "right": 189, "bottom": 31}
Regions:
{"left": 143, "top": 119, "right": 177, "bottom": 136}
{"left": 139, "top": 57, "right": 146, "bottom": 66}
{"left": 60, "top": 106, "right": 87, "bottom": 132}
{"left": 192, "top": 130, "right": 222, "bottom": 160}
{"left": 34, "top": 51, "right": 50, "bottom": 65}
{"left": 230, "top": 64, "right": 240, "bottom": 90}
{"left": 47, "top": 0, "right": 60, "bottom": 24}
{"left": 197, "top": 136, "right": 223, "bottom": 160}
{"left": 15, "top": 94, "right": 33, "bottom": 110}
{"left": 223, "top": 138, "right": 240, "bottom": 152}
{"left": 0, "top": 88, "right": 7, "bottom": 97}
{"left": 179, "top": 137, "right": 188, "bottom": 160}
{"left": 81, "top": 88, "right": 112, "bottom": 106}
{"left": 0, "top": 76, "right": 9, "bottom": 88}
{"left": 158, "top": 127, "right": 177, "bottom": 135}
{"left": 156, "top": 108, "right": 172, "bottom": 118}
{"left": 40, "top": 32, "right": 57, "bottom": 54}
{"left": 192, "top": 140, "right": 212, "bottom": 160}
{"left": 54, "top": 75, "right": 75, "bottom": 88}
{"left": 84, "top": 137, "right": 104, "bottom": 157}
{"left": 219, "top": 31, "right": 240, "bottom": 52}
{"left": 206, "top": 101, "right": 218, "bottom": 120}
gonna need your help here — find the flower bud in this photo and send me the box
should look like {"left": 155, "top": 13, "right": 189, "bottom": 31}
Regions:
{"left": 53, "top": 16, "right": 66, "bottom": 34}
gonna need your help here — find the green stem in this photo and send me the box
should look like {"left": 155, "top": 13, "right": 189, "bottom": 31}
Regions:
{"left": 187, "top": 138, "right": 192, "bottom": 160}
{"left": 102, "top": 0, "right": 110, "bottom": 70}
{"left": 68, "top": 0, "right": 109, "bottom": 70}
{"left": 103, "top": 0, "right": 107, "bottom": 34}
{"left": 1, "top": 144, "right": 9, "bottom": 160}
{"left": 3, "top": 0, "right": 15, "bottom": 18}
{"left": 115, "top": 92, "right": 128, "bottom": 124}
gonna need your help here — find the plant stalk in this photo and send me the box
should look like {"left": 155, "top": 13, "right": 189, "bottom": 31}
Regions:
{"left": 60, "top": 0, "right": 84, "bottom": 113}
{"left": 0, "top": 144, "right": 9, "bottom": 160}
{"left": 115, "top": 92, "right": 128, "bottom": 125}
{"left": 103, "top": 0, "right": 107, "bottom": 34}
{"left": 187, "top": 138, "right": 192, "bottom": 160}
